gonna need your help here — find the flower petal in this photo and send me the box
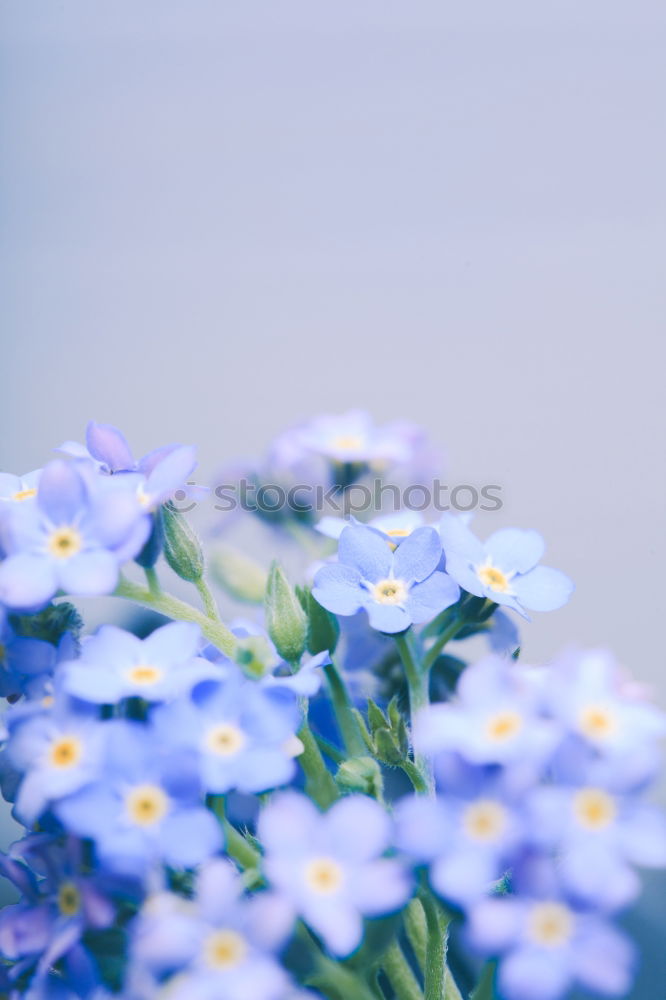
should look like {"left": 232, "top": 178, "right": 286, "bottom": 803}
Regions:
{"left": 512, "top": 566, "right": 574, "bottom": 612}
{"left": 404, "top": 572, "right": 460, "bottom": 623}
{"left": 485, "top": 528, "right": 545, "bottom": 575}
{"left": 393, "top": 527, "right": 442, "bottom": 583}
{"left": 312, "top": 563, "right": 364, "bottom": 615}
{"left": 338, "top": 525, "right": 392, "bottom": 580}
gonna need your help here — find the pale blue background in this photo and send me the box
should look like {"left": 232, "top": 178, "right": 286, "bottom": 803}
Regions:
{"left": 1, "top": 3, "right": 665, "bottom": 995}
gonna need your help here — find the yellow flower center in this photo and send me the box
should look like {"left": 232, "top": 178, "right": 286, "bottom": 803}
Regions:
{"left": 125, "top": 784, "right": 169, "bottom": 826}
{"left": 57, "top": 882, "right": 81, "bottom": 916}
{"left": 203, "top": 929, "right": 248, "bottom": 970}
{"left": 462, "top": 799, "right": 508, "bottom": 842}
{"left": 331, "top": 434, "right": 364, "bottom": 453}
{"left": 49, "top": 736, "right": 83, "bottom": 769}
{"left": 12, "top": 488, "right": 37, "bottom": 502}
{"left": 304, "top": 857, "right": 345, "bottom": 895}
{"left": 572, "top": 787, "right": 617, "bottom": 831}
{"left": 205, "top": 723, "right": 246, "bottom": 757}
{"left": 527, "top": 902, "right": 574, "bottom": 948}
{"left": 476, "top": 561, "right": 513, "bottom": 594}
{"left": 127, "top": 664, "right": 163, "bottom": 686}
{"left": 372, "top": 578, "right": 408, "bottom": 605}
{"left": 578, "top": 704, "right": 617, "bottom": 742}
{"left": 485, "top": 710, "right": 523, "bottom": 743}
{"left": 47, "top": 527, "right": 82, "bottom": 560}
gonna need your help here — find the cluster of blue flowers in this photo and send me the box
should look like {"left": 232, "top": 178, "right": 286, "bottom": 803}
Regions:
{"left": 0, "top": 414, "right": 663, "bottom": 1000}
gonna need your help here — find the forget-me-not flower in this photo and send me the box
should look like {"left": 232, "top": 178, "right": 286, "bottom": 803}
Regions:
{"left": 313, "top": 524, "right": 459, "bottom": 633}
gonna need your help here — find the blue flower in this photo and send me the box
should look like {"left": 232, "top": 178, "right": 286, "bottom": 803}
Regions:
{"left": 129, "top": 861, "right": 294, "bottom": 1000}
{"left": 7, "top": 702, "right": 109, "bottom": 826}
{"left": 466, "top": 892, "right": 635, "bottom": 1000}
{"left": 151, "top": 666, "right": 304, "bottom": 795}
{"left": 0, "top": 835, "right": 118, "bottom": 999}
{"left": 259, "top": 792, "right": 410, "bottom": 956}
{"left": 316, "top": 512, "right": 426, "bottom": 546}
{"left": 0, "top": 469, "right": 42, "bottom": 506}
{"left": 60, "top": 622, "right": 220, "bottom": 705}
{"left": 395, "top": 763, "right": 530, "bottom": 906}
{"left": 312, "top": 525, "right": 459, "bottom": 633}
{"left": 439, "top": 514, "right": 574, "bottom": 619}
{"left": 526, "top": 777, "right": 666, "bottom": 911}
{"left": 0, "top": 460, "right": 150, "bottom": 610}
{"left": 54, "top": 721, "right": 221, "bottom": 876}
{"left": 415, "top": 656, "right": 559, "bottom": 769}
{"left": 271, "top": 410, "right": 427, "bottom": 468}
{"left": 544, "top": 649, "right": 666, "bottom": 781}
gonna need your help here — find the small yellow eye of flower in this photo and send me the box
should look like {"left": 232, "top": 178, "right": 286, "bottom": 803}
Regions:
{"left": 42, "top": 694, "right": 55, "bottom": 708}
{"left": 49, "top": 736, "right": 83, "bottom": 769}
{"left": 476, "top": 561, "right": 513, "bottom": 594}
{"left": 385, "top": 528, "right": 411, "bottom": 538}
{"left": 136, "top": 486, "right": 153, "bottom": 509}
{"left": 12, "top": 488, "right": 37, "bottom": 502}
{"left": 58, "top": 882, "right": 81, "bottom": 916}
{"left": 462, "top": 799, "right": 508, "bottom": 842}
{"left": 125, "top": 784, "right": 169, "bottom": 827}
{"left": 47, "top": 527, "right": 82, "bottom": 560}
{"left": 485, "top": 710, "right": 523, "bottom": 743}
{"left": 203, "top": 929, "right": 248, "bottom": 970}
{"left": 573, "top": 788, "right": 617, "bottom": 831}
{"left": 304, "top": 857, "right": 344, "bottom": 895}
{"left": 331, "top": 434, "right": 364, "bottom": 453}
{"left": 578, "top": 704, "right": 617, "bottom": 742}
{"left": 372, "top": 578, "right": 408, "bottom": 606}
{"left": 205, "top": 723, "right": 246, "bottom": 757}
{"left": 527, "top": 902, "right": 574, "bottom": 948}
{"left": 127, "top": 665, "right": 163, "bottom": 686}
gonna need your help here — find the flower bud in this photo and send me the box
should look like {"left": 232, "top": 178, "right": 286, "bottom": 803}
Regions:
{"left": 336, "top": 756, "right": 383, "bottom": 798}
{"left": 160, "top": 505, "right": 204, "bottom": 583}
{"left": 297, "top": 586, "right": 340, "bottom": 655}
{"left": 265, "top": 562, "right": 308, "bottom": 664}
{"left": 210, "top": 544, "right": 267, "bottom": 604}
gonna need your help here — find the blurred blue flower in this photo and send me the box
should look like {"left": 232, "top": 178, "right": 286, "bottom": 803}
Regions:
{"left": 259, "top": 792, "right": 410, "bottom": 956}
{"left": 313, "top": 524, "right": 459, "bottom": 633}
{"left": 316, "top": 511, "right": 426, "bottom": 546}
{"left": 271, "top": 410, "right": 426, "bottom": 468}
{"left": 152, "top": 667, "right": 303, "bottom": 795}
{"left": 395, "top": 763, "right": 529, "bottom": 905}
{"left": 60, "top": 622, "right": 219, "bottom": 705}
{"left": 7, "top": 702, "right": 109, "bottom": 826}
{"left": 54, "top": 721, "right": 221, "bottom": 876}
{"left": 415, "top": 655, "right": 558, "bottom": 768}
{"left": 439, "top": 514, "right": 573, "bottom": 619}
{"left": 130, "top": 860, "right": 294, "bottom": 1000}
{"left": 466, "top": 893, "right": 635, "bottom": 1000}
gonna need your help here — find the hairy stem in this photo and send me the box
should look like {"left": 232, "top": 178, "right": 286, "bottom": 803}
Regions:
{"left": 297, "top": 720, "right": 339, "bottom": 808}
{"left": 113, "top": 575, "right": 237, "bottom": 657}
{"left": 324, "top": 659, "right": 366, "bottom": 756}
{"left": 382, "top": 939, "right": 424, "bottom": 1000}
{"left": 395, "top": 630, "right": 433, "bottom": 794}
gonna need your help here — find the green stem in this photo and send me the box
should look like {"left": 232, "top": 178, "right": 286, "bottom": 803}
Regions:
{"left": 296, "top": 923, "right": 378, "bottom": 1000}
{"left": 113, "top": 575, "right": 237, "bottom": 657}
{"left": 420, "top": 892, "right": 447, "bottom": 1000}
{"left": 394, "top": 630, "right": 433, "bottom": 794}
{"left": 422, "top": 617, "right": 464, "bottom": 671}
{"left": 297, "top": 720, "right": 339, "bottom": 808}
{"left": 399, "top": 758, "right": 431, "bottom": 795}
{"left": 144, "top": 566, "right": 161, "bottom": 595}
{"left": 382, "top": 940, "right": 424, "bottom": 1000}
{"left": 469, "top": 963, "right": 495, "bottom": 1000}
{"left": 324, "top": 660, "right": 366, "bottom": 756}
{"left": 315, "top": 732, "right": 346, "bottom": 765}
{"left": 208, "top": 796, "right": 261, "bottom": 870}
{"left": 196, "top": 576, "right": 220, "bottom": 619}
{"left": 404, "top": 898, "right": 428, "bottom": 973}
